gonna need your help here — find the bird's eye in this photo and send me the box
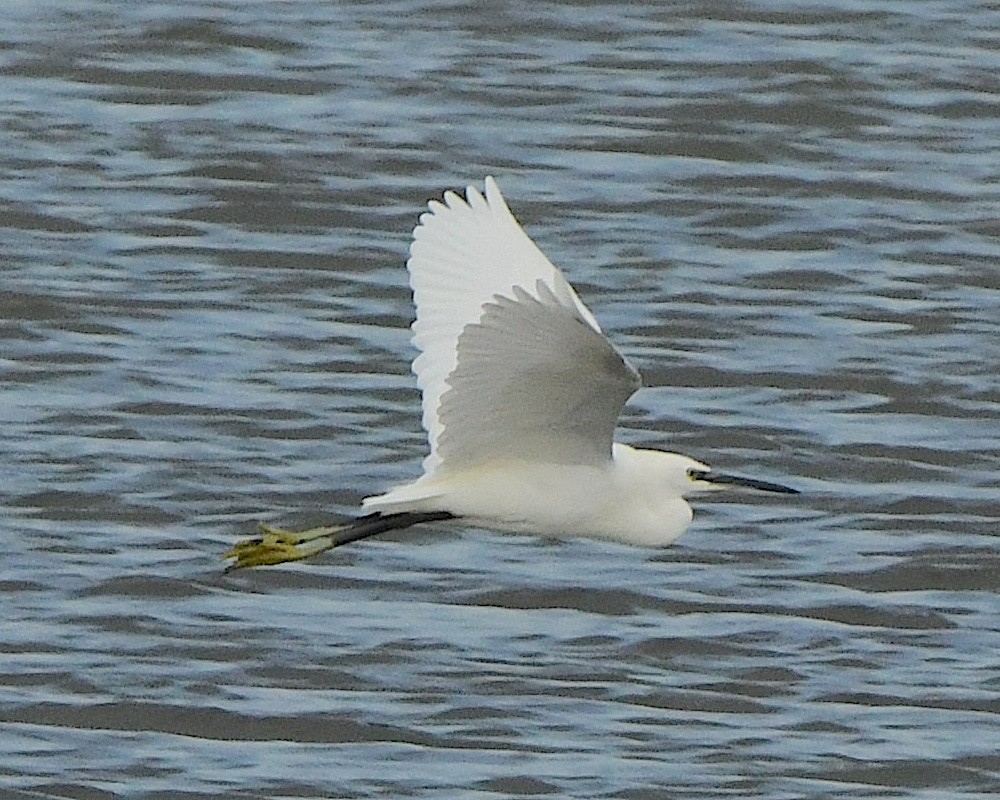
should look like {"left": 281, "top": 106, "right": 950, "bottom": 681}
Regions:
{"left": 687, "top": 468, "right": 708, "bottom": 482}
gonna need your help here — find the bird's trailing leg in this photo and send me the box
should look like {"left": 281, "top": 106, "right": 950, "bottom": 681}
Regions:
{"left": 224, "top": 510, "right": 455, "bottom": 571}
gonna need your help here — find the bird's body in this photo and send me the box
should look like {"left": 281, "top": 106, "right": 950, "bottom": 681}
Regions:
{"left": 226, "top": 178, "right": 797, "bottom": 570}
{"left": 365, "top": 443, "right": 698, "bottom": 546}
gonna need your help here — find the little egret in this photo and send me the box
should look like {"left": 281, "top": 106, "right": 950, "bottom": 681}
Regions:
{"left": 226, "top": 177, "right": 798, "bottom": 570}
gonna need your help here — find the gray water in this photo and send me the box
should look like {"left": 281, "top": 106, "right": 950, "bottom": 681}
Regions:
{"left": 2, "top": 1, "right": 999, "bottom": 798}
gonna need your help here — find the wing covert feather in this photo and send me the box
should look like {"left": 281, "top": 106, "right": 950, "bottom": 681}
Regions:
{"left": 436, "top": 284, "right": 641, "bottom": 468}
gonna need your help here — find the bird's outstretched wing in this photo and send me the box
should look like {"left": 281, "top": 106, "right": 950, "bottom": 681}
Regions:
{"left": 408, "top": 178, "right": 640, "bottom": 472}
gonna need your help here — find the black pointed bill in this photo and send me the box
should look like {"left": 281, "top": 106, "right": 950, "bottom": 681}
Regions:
{"left": 689, "top": 469, "right": 799, "bottom": 495}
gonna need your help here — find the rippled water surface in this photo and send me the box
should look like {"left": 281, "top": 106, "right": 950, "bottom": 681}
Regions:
{"left": 2, "top": 1, "right": 999, "bottom": 798}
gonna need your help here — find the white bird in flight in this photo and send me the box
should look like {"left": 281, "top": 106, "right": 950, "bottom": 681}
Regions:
{"left": 226, "top": 177, "right": 797, "bottom": 570}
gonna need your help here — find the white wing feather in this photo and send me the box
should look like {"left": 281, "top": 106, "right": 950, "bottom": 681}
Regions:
{"left": 408, "top": 177, "right": 639, "bottom": 473}
{"left": 436, "top": 282, "right": 640, "bottom": 468}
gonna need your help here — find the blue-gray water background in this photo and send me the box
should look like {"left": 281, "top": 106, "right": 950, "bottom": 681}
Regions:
{"left": 2, "top": 2, "right": 999, "bottom": 798}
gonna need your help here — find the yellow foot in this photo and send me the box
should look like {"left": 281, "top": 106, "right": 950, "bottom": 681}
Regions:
{"left": 224, "top": 523, "right": 342, "bottom": 571}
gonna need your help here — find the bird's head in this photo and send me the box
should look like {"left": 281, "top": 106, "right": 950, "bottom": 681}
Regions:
{"left": 622, "top": 447, "right": 799, "bottom": 499}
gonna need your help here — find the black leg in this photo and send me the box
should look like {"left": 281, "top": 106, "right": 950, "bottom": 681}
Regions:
{"left": 326, "top": 511, "right": 457, "bottom": 547}
{"left": 225, "top": 510, "right": 456, "bottom": 571}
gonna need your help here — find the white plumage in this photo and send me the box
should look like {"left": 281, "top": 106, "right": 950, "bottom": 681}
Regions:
{"left": 405, "top": 177, "right": 604, "bottom": 474}
{"left": 361, "top": 178, "right": 794, "bottom": 545}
